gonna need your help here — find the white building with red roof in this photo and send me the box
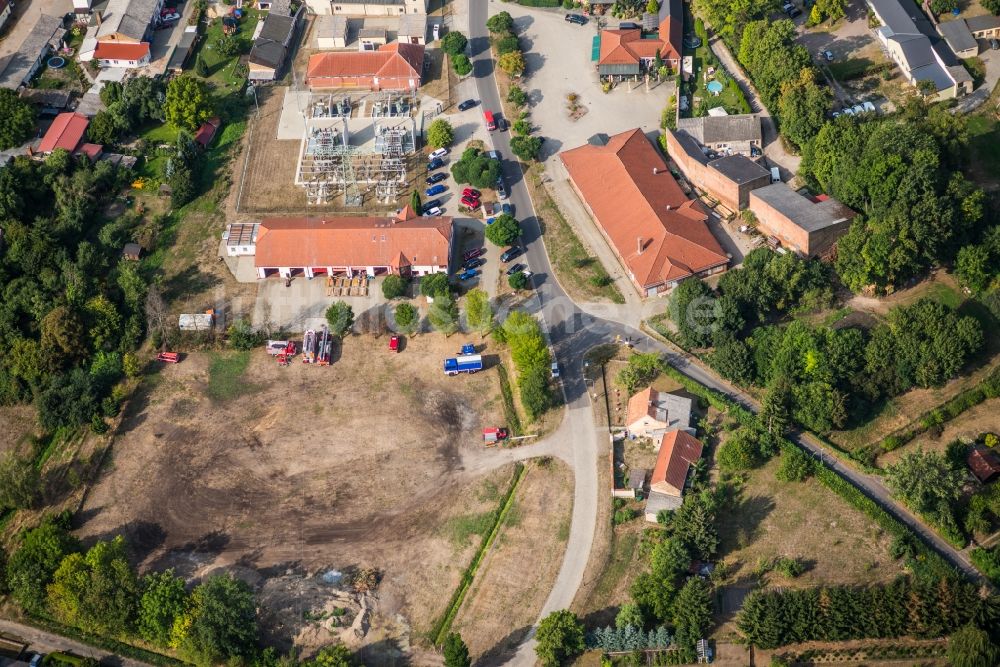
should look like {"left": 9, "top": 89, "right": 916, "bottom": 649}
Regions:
{"left": 306, "top": 42, "right": 424, "bottom": 91}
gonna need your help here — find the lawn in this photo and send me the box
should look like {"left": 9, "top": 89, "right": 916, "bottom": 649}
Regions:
{"left": 827, "top": 57, "right": 875, "bottom": 81}
{"left": 966, "top": 114, "right": 1000, "bottom": 187}
{"left": 681, "top": 19, "right": 749, "bottom": 118}
{"left": 191, "top": 9, "right": 260, "bottom": 88}
{"left": 206, "top": 351, "right": 256, "bottom": 401}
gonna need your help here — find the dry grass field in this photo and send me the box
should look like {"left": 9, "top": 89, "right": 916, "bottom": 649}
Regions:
{"left": 76, "top": 334, "right": 534, "bottom": 655}
{"left": 879, "top": 397, "right": 1000, "bottom": 467}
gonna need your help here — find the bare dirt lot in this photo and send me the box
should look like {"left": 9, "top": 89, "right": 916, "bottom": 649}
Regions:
{"left": 77, "top": 333, "right": 525, "bottom": 655}
{"left": 451, "top": 459, "right": 573, "bottom": 664}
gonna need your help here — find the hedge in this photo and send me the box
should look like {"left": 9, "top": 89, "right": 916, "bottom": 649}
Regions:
{"left": 508, "top": 0, "right": 561, "bottom": 5}
{"left": 970, "top": 546, "right": 1000, "bottom": 586}
{"left": 659, "top": 365, "right": 956, "bottom": 581}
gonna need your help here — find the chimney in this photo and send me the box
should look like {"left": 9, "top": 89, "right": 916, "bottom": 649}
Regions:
{"left": 637, "top": 237, "right": 643, "bottom": 255}
{"left": 652, "top": 166, "right": 658, "bottom": 175}
{"left": 665, "top": 204, "right": 672, "bottom": 211}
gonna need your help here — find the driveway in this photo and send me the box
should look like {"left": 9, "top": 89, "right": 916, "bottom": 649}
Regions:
{"left": 0, "top": 0, "right": 71, "bottom": 59}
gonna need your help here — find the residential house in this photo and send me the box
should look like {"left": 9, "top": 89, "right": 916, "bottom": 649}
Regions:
{"left": 938, "top": 15, "right": 1000, "bottom": 57}
{"left": 866, "top": 0, "right": 972, "bottom": 99}
{"left": 967, "top": 447, "right": 1000, "bottom": 484}
{"left": 748, "top": 184, "right": 856, "bottom": 258}
{"left": 306, "top": 42, "right": 424, "bottom": 90}
{"left": 665, "top": 127, "right": 771, "bottom": 212}
{"left": 94, "top": 41, "right": 151, "bottom": 68}
{"left": 644, "top": 430, "right": 703, "bottom": 521}
{"left": 304, "top": 0, "right": 426, "bottom": 16}
{"left": 675, "top": 114, "right": 762, "bottom": 157}
{"left": 0, "top": 15, "right": 66, "bottom": 90}
{"left": 626, "top": 387, "right": 694, "bottom": 439}
{"left": 315, "top": 14, "right": 349, "bottom": 49}
{"left": 597, "top": 0, "right": 682, "bottom": 78}
{"left": 249, "top": 8, "right": 304, "bottom": 81}
{"left": 398, "top": 13, "right": 427, "bottom": 45}
{"left": 259, "top": 0, "right": 291, "bottom": 14}
{"left": 94, "top": 0, "right": 164, "bottom": 44}
{"left": 559, "top": 129, "right": 729, "bottom": 297}
{"left": 249, "top": 207, "right": 454, "bottom": 279}
{"left": 37, "top": 112, "right": 90, "bottom": 154}
{"left": 0, "top": 0, "right": 12, "bottom": 32}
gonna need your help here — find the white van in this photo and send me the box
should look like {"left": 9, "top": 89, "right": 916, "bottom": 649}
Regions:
{"left": 770, "top": 167, "right": 780, "bottom": 184}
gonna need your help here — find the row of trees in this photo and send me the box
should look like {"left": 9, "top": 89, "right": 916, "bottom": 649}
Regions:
{"left": 89, "top": 77, "right": 167, "bottom": 146}
{"left": 487, "top": 11, "right": 527, "bottom": 78}
{"left": 737, "top": 576, "right": 996, "bottom": 649}
{"left": 495, "top": 311, "right": 553, "bottom": 419}
{"left": 0, "top": 152, "right": 148, "bottom": 436}
{"left": 1, "top": 515, "right": 361, "bottom": 666}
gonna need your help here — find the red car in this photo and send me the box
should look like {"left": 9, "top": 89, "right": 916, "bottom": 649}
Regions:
{"left": 462, "top": 188, "right": 481, "bottom": 198}
{"left": 389, "top": 335, "right": 400, "bottom": 353}
{"left": 463, "top": 247, "right": 485, "bottom": 261}
{"left": 460, "top": 194, "right": 481, "bottom": 209}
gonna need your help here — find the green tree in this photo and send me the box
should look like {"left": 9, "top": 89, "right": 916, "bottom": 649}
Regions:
{"left": 777, "top": 68, "right": 830, "bottom": 149}
{"left": 420, "top": 272, "right": 450, "bottom": 298}
{"left": 171, "top": 574, "right": 258, "bottom": 664}
{"left": 195, "top": 57, "right": 209, "bottom": 77}
{"left": 7, "top": 517, "right": 82, "bottom": 614}
{"left": 948, "top": 624, "right": 1000, "bottom": 667}
{"left": 668, "top": 278, "right": 717, "bottom": 348}
{"left": 165, "top": 76, "right": 213, "bottom": 131}
{"left": 496, "top": 35, "right": 520, "bottom": 55}
{"left": 616, "top": 352, "right": 661, "bottom": 393}
{"left": 394, "top": 302, "right": 419, "bottom": 335}
{"left": 775, "top": 447, "right": 814, "bottom": 482}
{"left": 615, "top": 602, "right": 645, "bottom": 629}
{"left": 519, "top": 366, "right": 552, "bottom": 419}
{"left": 710, "top": 339, "right": 755, "bottom": 385}
{"left": 984, "top": 0, "right": 1000, "bottom": 13}
{"left": 47, "top": 536, "right": 140, "bottom": 636}
{"left": 87, "top": 109, "right": 128, "bottom": 145}
{"left": 410, "top": 190, "right": 422, "bottom": 215}
{"left": 498, "top": 51, "right": 526, "bottom": 77}
{"left": 382, "top": 275, "right": 407, "bottom": 299}
{"left": 451, "top": 148, "right": 502, "bottom": 189}
{"left": 139, "top": 569, "right": 189, "bottom": 647}
{"left": 512, "top": 119, "right": 531, "bottom": 136}
{"left": 484, "top": 213, "right": 521, "bottom": 246}
{"left": 760, "top": 377, "right": 792, "bottom": 436}
{"left": 452, "top": 54, "right": 473, "bottom": 76}
{"left": 630, "top": 573, "right": 677, "bottom": 623}
{"left": 885, "top": 448, "right": 964, "bottom": 516}
{"left": 325, "top": 301, "right": 355, "bottom": 337}
{"left": 956, "top": 243, "right": 993, "bottom": 293}
{"left": 442, "top": 632, "right": 471, "bottom": 667}
{"left": 427, "top": 119, "right": 454, "bottom": 148}
{"left": 215, "top": 34, "right": 242, "bottom": 57}
{"left": 0, "top": 88, "right": 35, "bottom": 150}
{"left": 486, "top": 11, "right": 514, "bottom": 33}
{"left": 507, "top": 84, "right": 528, "bottom": 108}
{"left": 428, "top": 291, "right": 460, "bottom": 335}
{"left": 673, "top": 578, "right": 714, "bottom": 650}
{"left": 0, "top": 451, "right": 40, "bottom": 510}
{"left": 535, "top": 610, "right": 585, "bottom": 667}
{"left": 307, "top": 644, "right": 355, "bottom": 667}
{"left": 465, "top": 288, "right": 493, "bottom": 336}
{"left": 509, "top": 135, "right": 542, "bottom": 161}
{"left": 717, "top": 428, "right": 764, "bottom": 472}
{"left": 930, "top": 0, "right": 958, "bottom": 14}
{"left": 508, "top": 270, "right": 528, "bottom": 290}
{"left": 441, "top": 31, "right": 468, "bottom": 55}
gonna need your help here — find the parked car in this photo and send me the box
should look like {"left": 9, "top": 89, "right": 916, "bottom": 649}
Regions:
{"left": 160, "top": 12, "right": 180, "bottom": 21}
{"left": 497, "top": 115, "right": 508, "bottom": 131}
{"left": 862, "top": 100, "right": 876, "bottom": 113}
{"left": 788, "top": 7, "right": 802, "bottom": 17}
{"left": 619, "top": 21, "right": 640, "bottom": 29}
{"left": 683, "top": 35, "right": 702, "bottom": 49}
{"left": 822, "top": 50, "right": 834, "bottom": 61}
{"left": 458, "top": 268, "right": 480, "bottom": 281}
{"left": 426, "top": 172, "right": 447, "bottom": 185}
{"left": 161, "top": 6, "right": 178, "bottom": 15}
{"left": 463, "top": 247, "right": 485, "bottom": 261}
{"left": 429, "top": 147, "right": 449, "bottom": 160}
{"left": 565, "top": 13, "right": 587, "bottom": 25}
{"left": 425, "top": 184, "right": 446, "bottom": 196}
{"left": 389, "top": 335, "right": 399, "bottom": 353}
{"left": 458, "top": 99, "right": 477, "bottom": 111}
{"left": 496, "top": 176, "right": 508, "bottom": 200}
{"left": 487, "top": 150, "right": 501, "bottom": 161}
{"left": 501, "top": 202, "right": 513, "bottom": 216}
{"left": 499, "top": 246, "right": 522, "bottom": 262}
{"left": 851, "top": 104, "right": 866, "bottom": 115}
{"left": 551, "top": 361, "right": 560, "bottom": 379}
{"left": 460, "top": 194, "right": 481, "bottom": 209}
{"left": 462, "top": 187, "right": 481, "bottom": 198}
{"left": 427, "top": 158, "right": 445, "bottom": 171}
{"left": 424, "top": 198, "right": 443, "bottom": 210}
{"left": 422, "top": 206, "right": 442, "bottom": 217}
{"left": 155, "top": 20, "right": 177, "bottom": 29}
{"left": 464, "top": 257, "right": 484, "bottom": 270}
{"left": 506, "top": 262, "right": 526, "bottom": 276}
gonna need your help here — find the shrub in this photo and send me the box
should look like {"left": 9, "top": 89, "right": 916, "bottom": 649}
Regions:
{"left": 452, "top": 54, "right": 473, "bottom": 76}
{"left": 382, "top": 275, "right": 407, "bottom": 299}
{"left": 613, "top": 508, "right": 636, "bottom": 525}
{"left": 441, "top": 31, "right": 468, "bottom": 56}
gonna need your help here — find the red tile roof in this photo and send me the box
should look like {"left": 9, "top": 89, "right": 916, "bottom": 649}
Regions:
{"left": 255, "top": 212, "right": 453, "bottom": 271}
{"left": 598, "top": 14, "right": 682, "bottom": 68}
{"left": 38, "top": 112, "right": 90, "bottom": 154}
{"left": 76, "top": 143, "right": 104, "bottom": 162}
{"left": 651, "top": 430, "right": 703, "bottom": 496}
{"left": 94, "top": 41, "right": 150, "bottom": 62}
{"left": 967, "top": 447, "right": 1000, "bottom": 484}
{"left": 194, "top": 117, "right": 221, "bottom": 147}
{"left": 560, "top": 129, "right": 728, "bottom": 289}
{"left": 306, "top": 42, "right": 424, "bottom": 87}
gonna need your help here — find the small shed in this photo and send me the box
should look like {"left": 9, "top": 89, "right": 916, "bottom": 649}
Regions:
{"left": 179, "top": 312, "right": 215, "bottom": 331}
{"left": 398, "top": 13, "right": 427, "bottom": 45}
{"left": 628, "top": 468, "right": 646, "bottom": 492}
{"left": 194, "top": 117, "right": 222, "bottom": 148}
{"left": 968, "top": 447, "right": 1000, "bottom": 484}
{"left": 315, "top": 14, "right": 348, "bottom": 49}
{"left": 122, "top": 242, "right": 143, "bottom": 261}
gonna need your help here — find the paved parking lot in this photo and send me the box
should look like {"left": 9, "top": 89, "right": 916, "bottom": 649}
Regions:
{"left": 488, "top": 4, "right": 674, "bottom": 167}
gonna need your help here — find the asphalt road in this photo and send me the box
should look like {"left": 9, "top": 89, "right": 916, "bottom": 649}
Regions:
{"left": 0, "top": 619, "right": 152, "bottom": 667}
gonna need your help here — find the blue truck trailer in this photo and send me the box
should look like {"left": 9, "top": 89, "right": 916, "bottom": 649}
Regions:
{"left": 444, "top": 354, "right": 483, "bottom": 375}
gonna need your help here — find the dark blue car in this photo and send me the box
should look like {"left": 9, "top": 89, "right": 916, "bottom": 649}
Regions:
{"left": 427, "top": 158, "right": 445, "bottom": 171}
{"left": 423, "top": 198, "right": 443, "bottom": 210}
{"left": 425, "top": 184, "right": 447, "bottom": 196}
{"left": 426, "top": 172, "right": 447, "bottom": 185}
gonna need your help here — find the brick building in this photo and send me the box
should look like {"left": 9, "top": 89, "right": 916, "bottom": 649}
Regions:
{"left": 665, "top": 128, "right": 770, "bottom": 211}
{"left": 748, "top": 184, "right": 856, "bottom": 258}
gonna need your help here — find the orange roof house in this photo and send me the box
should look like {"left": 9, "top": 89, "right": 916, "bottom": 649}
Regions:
{"left": 598, "top": 0, "right": 683, "bottom": 77}
{"left": 252, "top": 208, "right": 454, "bottom": 279}
{"left": 626, "top": 387, "right": 693, "bottom": 438}
{"left": 38, "top": 112, "right": 90, "bottom": 154}
{"left": 93, "top": 41, "right": 151, "bottom": 66}
{"left": 560, "top": 128, "right": 728, "bottom": 296}
{"left": 306, "top": 42, "right": 424, "bottom": 91}
{"left": 650, "top": 430, "right": 703, "bottom": 497}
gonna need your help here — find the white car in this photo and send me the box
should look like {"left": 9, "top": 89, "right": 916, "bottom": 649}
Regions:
{"left": 422, "top": 206, "right": 442, "bottom": 217}
{"left": 429, "top": 148, "right": 449, "bottom": 160}
{"left": 161, "top": 12, "right": 180, "bottom": 21}
{"left": 852, "top": 104, "right": 866, "bottom": 115}
{"left": 550, "top": 361, "right": 560, "bottom": 379}
{"left": 862, "top": 101, "right": 877, "bottom": 113}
